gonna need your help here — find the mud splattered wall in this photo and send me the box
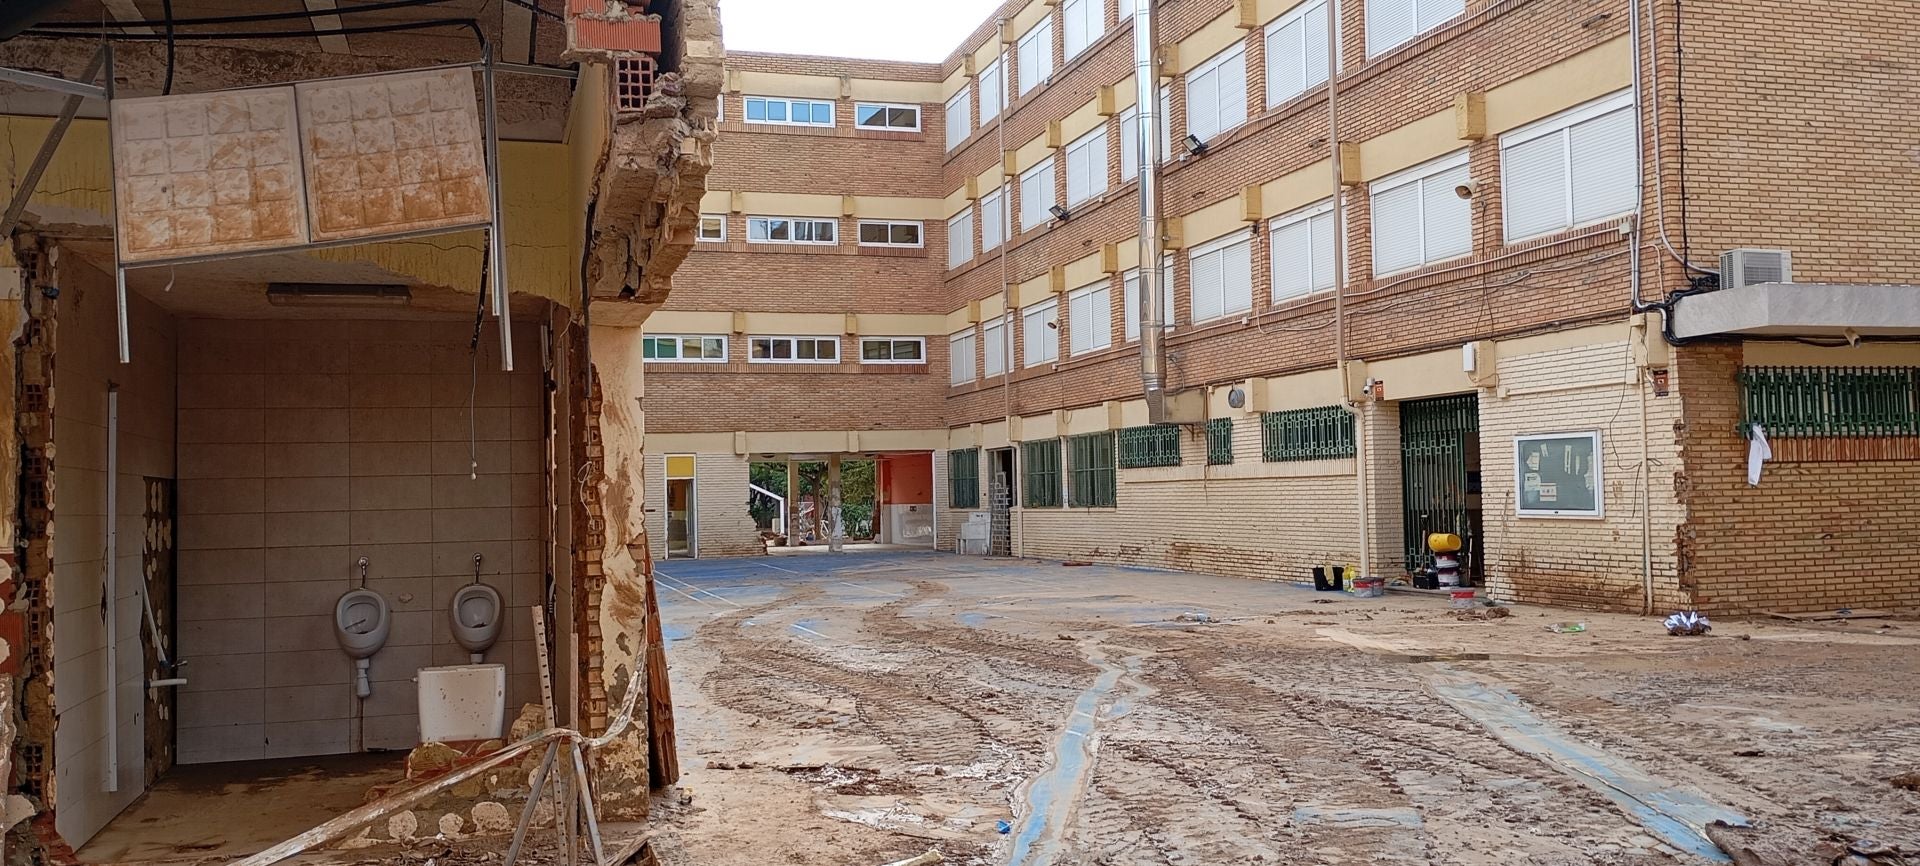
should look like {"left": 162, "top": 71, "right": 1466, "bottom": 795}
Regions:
{"left": 51, "top": 255, "right": 178, "bottom": 847}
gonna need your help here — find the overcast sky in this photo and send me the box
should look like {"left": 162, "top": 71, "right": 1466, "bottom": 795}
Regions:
{"left": 718, "top": 0, "right": 1009, "bottom": 62}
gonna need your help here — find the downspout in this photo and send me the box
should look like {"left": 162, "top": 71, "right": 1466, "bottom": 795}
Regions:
{"left": 1628, "top": 0, "right": 1655, "bottom": 614}
{"left": 993, "top": 22, "right": 1021, "bottom": 558}
{"left": 1324, "top": 10, "right": 1371, "bottom": 577}
{"left": 1134, "top": 0, "right": 1170, "bottom": 423}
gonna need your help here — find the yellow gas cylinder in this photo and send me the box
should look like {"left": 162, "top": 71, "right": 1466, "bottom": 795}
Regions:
{"left": 1428, "top": 533, "right": 1462, "bottom": 554}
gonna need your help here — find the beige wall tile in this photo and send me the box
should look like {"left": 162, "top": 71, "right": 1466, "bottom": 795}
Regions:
{"left": 178, "top": 584, "right": 265, "bottom": 621}
{"left": 431, "top": 407, "right": 512, "bottom": 442}
{"left": 351, "top": 374, "right": 432, "bottom": 408}
{"left": 265, "top": 443, "right": 349, "bottom": 478}
{"left": 178, "top": 547, "right": 266, "bottom": 586}
{"left": 178, "top": 512, "right": 264, "bottom": 550}
{"left": 264, "top": 510, "right": 350, "bottom": 547}
{"left": 179, "top": 478, "right": 265, "bottom": 515}
{"left": 431, "top": 507, "right": 510, "bottom": 542}
{"left": 262, "top": 614, "right": 336, "bottom": 653}
{"left": 178, "top": 374, "right": 264, "bottom": 409}
{"left": 349, "top": 407, "right": 434, "bottom": 443}
{"left": 178, "top": 408, "right": 264, "bottom": 444}
{"left": 179, "top": 443, "right": 265, "bottom": 480}
{"left": 356, "top": 542, "right": 435, "bottom": 579}
{"left": 431, "top": 474, "right": 511, "bottom": 510}
{"left": 261, "top": 719, "right": 350, "bottom": 758}
{"left": 263, "top": 683, "right": 355, "bottom": 723}
{"left": 351, "top": 476, "right": 432, "bottom": 511}
{"left": 263, "top": 544, "right": 353, "bottom": 583}
{"left": 263, "top": 374, "right": 349, "bottom": 408}
{"left": 263, "top": 579, "right": 348, "bottom": 618}
{"left": 351, "top": 442, "right": 432, "bottom": 476}
{"left": 264, "top": 408, "right": 349, "bottom": 443}
{"left": 265, "top": 476, "right": 350, "bottom": 512}
{"left": 350, "top": 508, "right": 431, "bottom": 544}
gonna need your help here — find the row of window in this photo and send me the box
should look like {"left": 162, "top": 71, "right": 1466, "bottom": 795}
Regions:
{"left": 947, "top": 261, "right": 1172, "bottom": 385}
{"left": 740, "top": 95, "right": 923, "bottom": 132}
{"left": 948, "top": 89, "right": 1637, "bottom": 283}
{"left": 696, "top": 216, "right": 925, "bottom": 248}
{"left": 641, "top": 334, "right": 927, "bottom": 364}
{"left": 944, "top": 408, "right": 1353, "bottom": 508}
{"left": 945, "top": 0, "right": 1460, "bottom": 154}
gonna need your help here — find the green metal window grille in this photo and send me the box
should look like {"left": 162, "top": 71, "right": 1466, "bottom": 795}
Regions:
{"left": 1740, "top": 366, "right": 1920, "bottom": 438}
{"left": 947, "top": 448, "right": 980, "bottom": 508}
{"left": 1117, "top": 425, "right": 1182, "bottom": 468}
{"left": 1068, "top": 432, "right": 1117, "bottom": 507}
{"left": 1022, "top": 439, "right": 1063, "bottom": 508}
{"left": 1261, "top": 405, "right": 1356, "bottom": 462}
{"left": 1207, "top": 418, "right": 1235, "bottom": 465}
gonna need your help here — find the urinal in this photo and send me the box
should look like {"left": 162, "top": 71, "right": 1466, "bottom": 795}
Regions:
{"left": 334, "top": 587, "right": 391, "bottom": 698}
{"left": 449, "top": 582, "right": 504, "bottom": 663}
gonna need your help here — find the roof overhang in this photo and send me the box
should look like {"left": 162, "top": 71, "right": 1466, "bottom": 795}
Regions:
{"left": 1670, "top": 282, "right": 1920, "bottom": 339}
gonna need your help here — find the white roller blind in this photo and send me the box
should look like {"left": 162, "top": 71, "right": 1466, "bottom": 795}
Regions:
{"left": 982, "top": 320, "right": 1006, "bottom": 376}
{"left": 1502, "top": 133, "right": 1566, "bottom": 241}
{"left": 1068, "top": 284, "right": 1111, "bottom": 355}
{"left": 1020, "top": 160, "right": 1056, "bottom": 231}
{"left": 1370, "top": 182, "right": 1423, "bottom": 275}
{"left": 945, "top": 87, "right": 971, "bottom": 151}
{"left": 1017, "top": 19, "right": 1053, "bottom": 96}
{"left": 1417, "top": 0, "right": 1465, "bottom": 32}
{"left": 980, "top": 189, "right": 1006, "bottom": 251}
{"left": 1422, "top": 163, "right": 1473, "bottom": 261}
{"left": 1189, "top": 235, "right": 1250, "bottom": 323}
{"left": 979, "top": 59, "right": 1004, "bottom": 122}
{"left": 947, "top": 210, "right": 974, "bottom": 269}
{"left": 1570, "top": 105, "right": 1637, "bottom": 224}
{"left": 1119, "top": 107, "right": 1140, "bottom": 180}
{"left": 1063, "top": 0, "right": 1101, "bottom": 60}
{"left": 1367, "top": 0, "right": 1417, "bottom": 57}
{"left": 1186, "top": 43, "right": 1247, "bottom": 142}
{"left": 1022, "top": 301, "right": 1059, "bottom": 366}
{"left": 1271, "top": 206, "right": 1334, "bottom": 301}
{"left": 949, "top": 330, "right": 976, "bottom": 384}
{"left": 1066, "top": 127, "right": 1109, "bottom": 206}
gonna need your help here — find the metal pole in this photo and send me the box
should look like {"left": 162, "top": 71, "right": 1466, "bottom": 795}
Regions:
{"left": 103, "top": 384, "right": 120, "bottom": 793}
{"left": 1135, "top": 0, "right": 1170, "bottom": 423}
{"left": 1, "top": 48, "right": 107, "bottom": 237}
{"left": 1325, "top": 1, "right": 1371, "bottom": 577}
{"left": 569, "top": 743, "right": 607, "bottom": 866}
{"left": 504, "top": 742, "right": 560, "bottom": 866}
{"left": 480, "top": 44, "right": 514, "bottom": 372}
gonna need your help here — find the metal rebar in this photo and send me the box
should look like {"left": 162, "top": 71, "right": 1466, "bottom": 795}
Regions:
{"left": 570, "top": 744, "right": 607, "bottom": 866}
{"left": 505, "top": 742, "right": 561, "bottom": 866}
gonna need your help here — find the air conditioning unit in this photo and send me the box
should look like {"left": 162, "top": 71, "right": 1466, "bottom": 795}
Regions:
{"left": 1719, "top": 248, "right": 1793, "bottom": 290}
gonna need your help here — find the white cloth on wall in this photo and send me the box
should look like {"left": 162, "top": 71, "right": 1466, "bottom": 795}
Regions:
{"left": 1747, "top": 423, "right": 1772, "bottom": 486}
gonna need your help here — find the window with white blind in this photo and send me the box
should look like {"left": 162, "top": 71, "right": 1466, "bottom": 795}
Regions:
{"left": 696, "top": 214, "right": 726, "bottom": 242}
{"left": 1019, "top": 159, "right": 1057, "bottom": 232}
{"left": 1123, "top": 258, "right": 1176, "bottom": 341}
{"left": 945, "top": 87, "right": 972, "bottom": 151}
{"left": 1065, "top": 126, "right": 1109, "bottom": 207}
{"left": 982, "top": 318, "right": 1007, "bottom": 377}
{"left": 1185, "top": 43, "right": 1248, "bottom": 144}
{"left": 857, "top": 220, "right": 924, "bottom": 247}
{"left": 1063, "top": 0, "right": 1103, "bottom": 61}
{"left": 1366, "top": 0, "right": 1464, "bottom": 58}
{"left": 1266, "top": 0, "right": 1331, "bottom": 107}
{"left": 1067, "top": 282, "right": 1112, "bottom": 356}
{"left": 747, "top": 216, "right": 838, "bottom": 245}
{"left": 744, "top": 96, "right": 835, "bottom": 127}
{"left": 950, "top": 329, "right": 977, "bottom": 384}
{"left": 749, "top": 336, "right": 840, "bottom": 363}
{"left": 1269, "top": 200, "right": 1338, "bottom": 301}
{"left": 855, "top": 102, "right": 921, "bottom": 131}
{"left": 978, "top": 58, "right": 1006, "bottom": 123}
{"left": 947, "top": 209, "right": 974, "bottom": 269}
{"left": 1501, "top": 91, "right": 1638, "bottom": 242}
{"left": 1369, "top": 151, "right": 1472, "bottom": 275}
{"left": 1118, "top": 0, "right": 1137, "bottom": 18}
{"left": 980, "top": 188, "right": 1007, "bottom": 252}
{"left": 1022, "top": 299, "right": 1060, "bottom": 367}
{"left": 1118, "top": 89, "right": 1172, "bottom": 181}
{"left": 1188, "top": 231, "right": 1255, "bottom": 323}
{"left": 1017, "top": 18, "right": 1054, "bottom": 96}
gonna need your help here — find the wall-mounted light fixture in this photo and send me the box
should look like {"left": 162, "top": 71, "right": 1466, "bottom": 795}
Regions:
{"left": 1183, "top": 133, "right": 1209, "bottom": 156}
{"left": 1049, "top": 204, "right": 1071, "bottom": 222}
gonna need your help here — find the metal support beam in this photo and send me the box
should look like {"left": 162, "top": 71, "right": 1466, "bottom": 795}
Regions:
{"left": 0, "top": 64, "right": 108, "bottom": 100}
{"left": 481, "top": 47, "right": 515, "bottom": 372}
{"left": 1, "top": 47, "right": 108, "bottom": 238}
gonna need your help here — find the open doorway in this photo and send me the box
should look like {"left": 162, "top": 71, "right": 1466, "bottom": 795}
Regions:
{"left": 987, "top": 448, "right": 1015, "bottom": 557}
{"left": 1400, "top": 394, "right": 1484, "bottom": 583}
{"left": 747, "top": 459, "right": 877, "bottom": 547}
{"left": 666, "top": 455, "right": 698, "bottom": 558}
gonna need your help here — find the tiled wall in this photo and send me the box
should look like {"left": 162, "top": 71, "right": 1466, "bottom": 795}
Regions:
{"left": 53, "top": 261, "right": 177, "bottom": 845}
{"left": 175, "top": 317, "right": 545, "bottom": 763}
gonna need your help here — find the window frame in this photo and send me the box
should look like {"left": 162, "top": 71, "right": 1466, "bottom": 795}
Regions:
{"left": 1062, "top": 0, "right": 1103, "bottom": 61}
{"left": 981, "top": 318, "right": 1008, "bottom": 377}
{"left": 948, "top": 448, "right": 981, "bottom": 509}
{"left": 746, "top": 215, "right": 840, "bottom": 246}
{"left": 1184, "top": 41, "right": 1249, "bottom": 144}
{"left": 856, "top": 219, "right": 926, "bottom": 248}
{"left": 947, "top": 208, "right": 975, "bottom": 269}
{"left": 1117, "top": 425, "right": 1182, "bottom": 468}
{"left": 1206, "top": 417, "right": 1235, "bottom": 465}
{"left": 1021, "top": 438, "right": 1064, "bottom": 509}
{"left": 641, "top": 334, "right": 728, "bottom": 364}
{"left": 1187, "top": 230, "right": 1256, "bottom": 324}
{"left": 979, "top": 187, "right": 1008, "bottom": 252}
{"left": 945, "top": 86, "right": 972, "bottom": 151}
{"left": 1368, "top": 150, "right": 1472, "bottom": 276}
{"left": 1067, "top": 432, "right": 1117, "bottom": 508}
{"left": 949, "top": 328, "right": 978, "bottom": 384}
{"left": 1067, "top": 281, "right": 1112, "bottom": 356}
{"left": 1499, "top": 90, "right": 1638, "bottom": 243}
{"left": 1265, "top": 0, "right": 1333, "bottom": 108}
{"left": 1513, "top": 431, "right": 1605, "bottom": 519}
{"left": 1261, "top": 405, "right": 1357, "bottom": 462}
{"left": 696, "top": 213, "right": 726, "bottom": 243}
{"left": 747, "top": 335, "right": 842, "bottom": 365}
{"left": 978, "top": 57, "right": 1006, "bottom": 123}
{"left": 743, "top": 95, "right": 836, "bottom": 128}
{"left": 1064, "top": 125, "right": 1110, "bottom": 207}
{"left": 1366, "top": 0, "right": 1465, "bottom": 58}
{"left": 1021, "top": 298, "right": 1060, "bottom": 368}
{"left": 1019, "top": 158, "right": 1057, "bottom": 233}
{"left": 858, "top": 336, "right": 927, "bottom": 365}
{"left": 1268, "top": 199, "right": 1337, "bottom": 302}
{"left": 1016, "top": 17, "right": 1054, "bottom": 97}
{"left": 853, "top": 102, "right": 922, "bottom": 132}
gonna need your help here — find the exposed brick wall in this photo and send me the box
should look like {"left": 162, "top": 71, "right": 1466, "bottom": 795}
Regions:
{"left": 1673, "top": 343, "right": 1920, "bottom": 615}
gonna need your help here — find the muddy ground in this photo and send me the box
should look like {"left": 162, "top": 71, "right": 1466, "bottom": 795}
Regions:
{"left": 644, "top": 551, "right": 1920, "bottom": 866}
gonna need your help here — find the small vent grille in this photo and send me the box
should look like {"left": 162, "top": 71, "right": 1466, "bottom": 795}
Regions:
{"left": 1719, "top": 248, "right": 1793, "bottom": 291}
{"left": 614, "top": 56, "right": 657, "bottom": 113}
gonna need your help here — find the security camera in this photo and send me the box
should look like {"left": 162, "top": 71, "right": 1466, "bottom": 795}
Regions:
{"left": 1454, "top": 182, "right": 1477, "bottom": 200}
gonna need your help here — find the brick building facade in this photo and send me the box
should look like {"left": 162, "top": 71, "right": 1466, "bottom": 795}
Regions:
{"left": 646, "top": 0, "right": 1920, "bottom": 615}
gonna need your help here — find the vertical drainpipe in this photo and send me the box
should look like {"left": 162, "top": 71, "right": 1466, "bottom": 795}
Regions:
{"left": 1325, "top": 2, "right": 1372, "bottom": 577}
{"left": 1134, "top": 0, "right": 1170, "bottom": 424}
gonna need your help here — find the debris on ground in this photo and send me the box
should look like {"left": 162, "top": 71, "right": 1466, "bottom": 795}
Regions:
{"left": 1666, "top": 611, "right": 1713, "bottom": 636}
{"left": 878, "top": 851, "right": 943, "bottom": 866}
{"left": 1545, "top": 621, "right": 1588, "bottom": 634}
{"left": 1061, "top": 560, "right": 1094, "bottom": 567}
{"left": 1451, "top": 606, "right": 1512, "bottom": 622}
{"left": 1892, "top": 770, "right": 1920, "bottom": 791}
{"left": 1176, "top": 611, "right": 1214, "bottom": 623}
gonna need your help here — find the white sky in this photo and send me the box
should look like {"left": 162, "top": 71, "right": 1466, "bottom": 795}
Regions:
{"left": 718, "top": 0, "right": 1009, "bottom": 63}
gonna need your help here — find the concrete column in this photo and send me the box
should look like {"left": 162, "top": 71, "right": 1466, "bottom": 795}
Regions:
{"left": 584, "top": 324, "right": 653, "bottom": 818}
{"left": 827, "top": 454, "right": 844, "bottom": 553}
{"left": 784, "top": 459, "right": 799, "bottom": 545}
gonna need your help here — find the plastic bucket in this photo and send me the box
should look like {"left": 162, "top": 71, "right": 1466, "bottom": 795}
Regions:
{"left": 1450, "top": 590, "right": 1477, "bottom": 609}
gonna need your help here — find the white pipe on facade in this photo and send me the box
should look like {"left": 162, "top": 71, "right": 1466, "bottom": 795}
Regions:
{"left": 103, "top": 384, "right": 120, "bottom": 793}
{"left": 1322, "top": 9, "right": 1371, "bottom": 577}
{"left": 1134, "top": 0, "right": 1170, "bottom": 423}
{"left": 1628, "top": 0, "right": 1656, "bottom": 614}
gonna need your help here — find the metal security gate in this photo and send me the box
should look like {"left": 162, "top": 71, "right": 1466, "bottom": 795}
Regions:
{"left": 988, "top": 448, "right": 1014, "bottom": 557}
{"left": 1401, "top": 394, "right": 1483, "bottom": 578}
